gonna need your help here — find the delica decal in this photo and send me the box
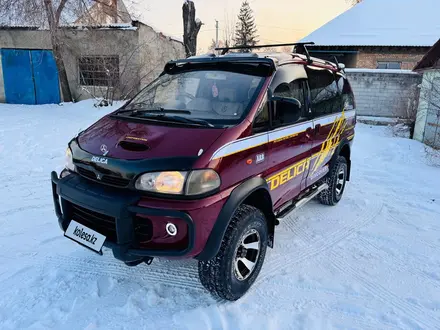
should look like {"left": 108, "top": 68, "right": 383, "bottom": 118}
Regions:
{"left": 266, "top": 158, "right": 310, "bottom": 191}
{"left": 266, "top": 112, "right": 347, "bottom": 191}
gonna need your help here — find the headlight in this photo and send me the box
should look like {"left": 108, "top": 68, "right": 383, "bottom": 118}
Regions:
{"left": 135, "top": 171, "right": 187, "bottom": 194}
{"left": 65, "top": 147, "right": 75, "bottom": 172}
{"left": 186, "top": 169, "right": 221, "bottom": 195}
{"left": 135, "top": 169, "right": 220, "bottom": 196}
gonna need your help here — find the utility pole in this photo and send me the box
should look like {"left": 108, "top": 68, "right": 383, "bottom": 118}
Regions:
{"left": 215, "top": 19, "right": 219, "bottom": 49}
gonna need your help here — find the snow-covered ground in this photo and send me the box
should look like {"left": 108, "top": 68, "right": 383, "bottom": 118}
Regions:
{"left": 1, "top": 101, "right": 440, "bottom": 330}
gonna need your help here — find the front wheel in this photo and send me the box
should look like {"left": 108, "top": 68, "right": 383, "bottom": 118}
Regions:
{"left": 318, "top": 156, "right": 348, "bottom": 206}
{"left": 198, "top": 205, "right": 268, "bottom": 301}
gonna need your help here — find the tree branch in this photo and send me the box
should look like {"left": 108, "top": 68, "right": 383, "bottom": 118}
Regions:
{"left": 55, "top": 0, "right": 69, "bottom": 26}
{"left": 43, "top": 0, "right": 55, "bottom": 29}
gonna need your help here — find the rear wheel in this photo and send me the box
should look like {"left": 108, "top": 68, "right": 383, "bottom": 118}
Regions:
{"left": 198, "top": 205, "right": 268, "bottom": 301}
{"left": 318, "top": 156, "right": 348, "bottom": 206}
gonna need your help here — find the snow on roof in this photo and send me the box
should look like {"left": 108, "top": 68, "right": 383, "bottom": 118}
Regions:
{"left": 63, "top": 23, "right": 137, "bottom": 30}
{"left": 0, "top": 23, "right": 138, "bottom": 31}
{"left": 300, "top": 0, "right": 440, "bottom": 47}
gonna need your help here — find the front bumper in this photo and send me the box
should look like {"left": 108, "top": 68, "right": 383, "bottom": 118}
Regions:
{"left": 51, "top": 171, "right": 195, "bottom": 262}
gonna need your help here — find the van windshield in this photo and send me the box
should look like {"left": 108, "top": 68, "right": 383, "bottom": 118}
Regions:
{"left": 121, "top": 70, "right": 266, "bottom": 127}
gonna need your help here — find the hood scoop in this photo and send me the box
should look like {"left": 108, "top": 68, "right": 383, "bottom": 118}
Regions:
{"left": 118, "top": 140, "right": 149, "bottom": 152}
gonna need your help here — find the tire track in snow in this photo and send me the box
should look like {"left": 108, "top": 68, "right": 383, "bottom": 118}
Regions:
{"left": 257, "top": 199, "right": 383, "bottom": 285}
{"left": 355, "top": 235, "right": 440, "bottom": 289}
{"left": 255, "top": 281, "right": 398, "bottom": 330}
{"left": 44, "top": 254, "right": 205, "bottom": 292}
{"left": 328, "top": 249, "right": 440, "bottom": 329}
{"left": 0, "top": 204, "right": 52, "bottom": 218}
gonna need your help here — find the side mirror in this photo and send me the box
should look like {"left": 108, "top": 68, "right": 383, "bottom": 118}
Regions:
{"left": 269, "top": 96, "right": 302, "bottom": 125}
{"left": 270, "top": 96, "right": 302, "bottom": 109}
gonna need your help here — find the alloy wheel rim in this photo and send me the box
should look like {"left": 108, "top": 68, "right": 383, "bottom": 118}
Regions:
{"left": 335, "top": 167, "right": 346, "bottom": 195}
{"left": 233, "top": 229, "right": 261, "bottom": 281}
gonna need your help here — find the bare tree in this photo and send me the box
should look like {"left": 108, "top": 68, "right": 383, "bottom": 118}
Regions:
{"left": 182, "top": 0, "right": 202, "bottom": 57}
{"left": 208, "top": 39, "right": 224, "bottom": 52}
{"left": 0, "top": 0, "right": 133, "bottom": 102}
{"left": 73, "top": 29, "right": 183, "bottom": 105}
{"left": 44, "top": 0, "right": 74, "bottom": 102}
{"left": 222, "top": 11, "right": 235, "bottom": 48}
{"left": 0, "top": 0, "right": 85, "bottom": 101}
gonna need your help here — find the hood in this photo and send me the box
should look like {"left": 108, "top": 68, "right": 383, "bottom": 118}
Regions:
{"left": 77, "top": 115, "right": 225, "bottom": 160}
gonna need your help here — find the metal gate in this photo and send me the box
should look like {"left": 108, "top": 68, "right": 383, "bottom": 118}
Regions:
{"left": 424, "top": 77, "right": 440, "bottom": 148}
{"left": 1, "top": 49, "right": 61, "bottom": 104}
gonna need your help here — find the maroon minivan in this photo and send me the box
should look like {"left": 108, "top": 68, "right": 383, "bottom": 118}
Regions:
{"left": 51, "top": 43, "right": 356, "bottom": 300}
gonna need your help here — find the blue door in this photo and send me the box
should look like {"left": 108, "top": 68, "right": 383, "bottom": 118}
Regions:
{"left": 1, "top": 49, "right": 61, "bottom": 104}
{"left": 1, "top": 49, "right": 36, "bottom": 104}
{"left": 31, "top": 50, "right": 61, "bottom": 104}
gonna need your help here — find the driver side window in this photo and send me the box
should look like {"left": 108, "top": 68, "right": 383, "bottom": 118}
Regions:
{"left": 272, "top": 79, "right": 306, "bottom": 128}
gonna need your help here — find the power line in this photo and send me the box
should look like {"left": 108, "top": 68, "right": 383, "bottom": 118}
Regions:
{"left": 258, "top": 24, "right": 307, "bottom": 32}
{"left": 259, "top": 37, "right": 288, "bottom": 44}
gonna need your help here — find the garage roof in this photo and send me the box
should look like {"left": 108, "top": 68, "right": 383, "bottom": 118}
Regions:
{"left": 300, "top": 0, "right": 440, "bottom": 47}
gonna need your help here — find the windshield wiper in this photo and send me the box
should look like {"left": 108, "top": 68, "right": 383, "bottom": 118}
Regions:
{"left": 114, "top": 110, "right": 214, "bottom": 128}
{"left": 117, "top": 107, "right": 191, "bottom": 116}
{"left": 162, "top": 116, "right": 215, "bottom": 128}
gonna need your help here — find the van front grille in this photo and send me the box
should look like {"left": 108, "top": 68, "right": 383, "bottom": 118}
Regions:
{"left": 69, "top": 202, "right": 117, "bottom": 242}
{"left": 77, "top": 166, "right": 130, "bottom": 188}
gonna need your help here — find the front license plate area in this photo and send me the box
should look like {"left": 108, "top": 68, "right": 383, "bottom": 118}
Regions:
{"left": 65, "top": 220, "right": 106, "bottom": 254}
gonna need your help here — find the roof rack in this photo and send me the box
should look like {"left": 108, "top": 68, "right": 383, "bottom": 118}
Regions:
{"left": 215, "top": 42, "right": 315, "bottom": 60}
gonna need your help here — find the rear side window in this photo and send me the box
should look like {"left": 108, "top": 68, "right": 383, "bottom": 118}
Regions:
{"left": 306, "top": 66, "right": 341, "bottom": 117}
{"left": 337, "top": 74, "right": 356, "bottom": 110}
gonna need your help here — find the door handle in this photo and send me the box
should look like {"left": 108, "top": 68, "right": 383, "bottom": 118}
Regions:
{"left": 302, "top": 127, "right": 313, "bottom": 142}
{"left": 315, "top": 124, "right": 321, "bottom": 134}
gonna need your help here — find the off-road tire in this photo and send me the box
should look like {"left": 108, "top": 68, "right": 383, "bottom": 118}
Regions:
{"left": 198, "top": 205, "right": 268, "bottom": 301}
{"left": 318, "top": 156, "right": 348, "bottom": 206}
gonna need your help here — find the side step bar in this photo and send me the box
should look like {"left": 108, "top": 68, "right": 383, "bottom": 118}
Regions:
{"left": 276, "top": 183, "right": 329, "bottom": 220}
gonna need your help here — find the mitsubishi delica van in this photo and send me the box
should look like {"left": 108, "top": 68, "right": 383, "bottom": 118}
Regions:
{"left": 51, "top": 43, "right": 356, "bottom": 301}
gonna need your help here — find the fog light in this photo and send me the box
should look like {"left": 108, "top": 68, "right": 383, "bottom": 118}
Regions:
{"left": 166, "top": 223, "right": 178, "bottom": 236}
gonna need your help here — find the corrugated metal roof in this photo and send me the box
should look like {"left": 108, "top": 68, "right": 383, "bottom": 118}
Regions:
{"left": 300, "top": 0, "right": 440, "bottom": 48}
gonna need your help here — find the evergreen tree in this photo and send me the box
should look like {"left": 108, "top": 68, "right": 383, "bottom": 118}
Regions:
{"left": 234, "top": 1, "right": 259, "bottom": 52}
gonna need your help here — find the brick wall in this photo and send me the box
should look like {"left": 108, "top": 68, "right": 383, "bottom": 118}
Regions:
{"left": 357, "top": 51, "right": 426, "bottom": 70}
{"left": 308, "top": 46, "right": 430, "bottom": 70}
{"left": 346, "top": 69, "right": 422, "bottom": 119}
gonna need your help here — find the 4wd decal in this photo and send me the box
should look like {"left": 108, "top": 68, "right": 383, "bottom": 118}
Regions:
{"left": 311, "top": 111, "right": 347, "bottom": 174}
